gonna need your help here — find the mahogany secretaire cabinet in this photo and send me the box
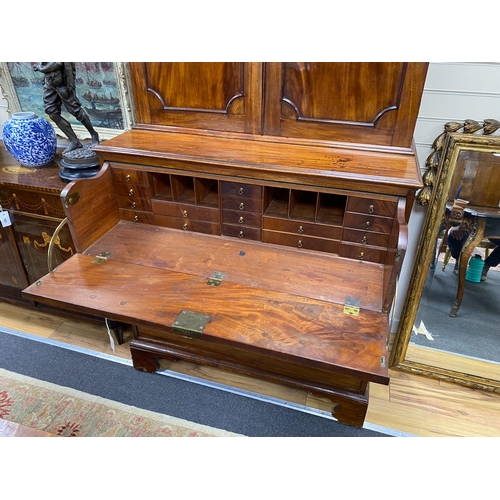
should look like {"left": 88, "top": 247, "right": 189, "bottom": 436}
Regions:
{"left": 23, "top": 62, "right": 428, "bottom": 428}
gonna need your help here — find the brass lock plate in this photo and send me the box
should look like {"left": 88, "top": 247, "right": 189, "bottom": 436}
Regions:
{"left": 343, "top": 296, "right": 361, "bottom": 316}
{"left": 172, "top": 310, "right": 210, "bottom": 338}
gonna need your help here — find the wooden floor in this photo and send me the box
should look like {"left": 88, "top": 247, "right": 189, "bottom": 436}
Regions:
{"left": 1, "top": 299, "right": 500, "bottom": 437}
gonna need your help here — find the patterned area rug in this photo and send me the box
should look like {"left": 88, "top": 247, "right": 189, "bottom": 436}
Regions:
{"left": 0, "top": 368, "right": 243, "bottom": 437}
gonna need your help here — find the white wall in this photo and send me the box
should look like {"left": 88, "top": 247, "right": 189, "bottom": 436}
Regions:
{"left": 2, "top": 62, "right": 500, "bottom": 330}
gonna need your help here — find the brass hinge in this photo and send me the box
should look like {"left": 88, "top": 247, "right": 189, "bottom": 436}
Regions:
{"left": 92, "top": 251, "right": 111, "bottom": 264}
{"left": 207, "top": 271, "right": 225, "bottom": 286}
{"left": 172, "top": 310, "right": 210, "bottom": 338}
{"left": 64, "top": 192, "right": 80, "bottom": 208}
{"left": 343, "top": 296, "right": 360, "bottom": 316}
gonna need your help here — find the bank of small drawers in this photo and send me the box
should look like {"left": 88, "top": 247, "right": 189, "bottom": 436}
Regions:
{"left": 108, "top": 164, "right": 403, "bottom": 263}
{"left": 340, "top": 197, "right": 397, "bottom": 263}
{"left": 221, "top": 181, "right": 263, "bottom": 241}
{"left": 111, "top": 165, "right": 154, "bottom": 224}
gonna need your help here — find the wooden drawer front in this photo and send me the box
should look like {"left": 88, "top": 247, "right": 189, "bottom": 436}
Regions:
{"left": 113, "top": 182, "right": 152, "bottom": 200}
{"left": 116, "top": 195, "right": 152, "bottom": 212}
{"left": 346, "top": 197, "right": 397, "bottom": 217}
{"left": 221, "top": 182, "right": 263, "bottom": 213}
{"left": 222, "top": 224, "right": 261, "bottom": 241}
{"left": 339, "top": 243, "right": 387, "bottom": 264}
{"left": 342, "top": 228, "right": 391, "bottom": 248}
{"left": 110, "top": 165, "right": 151, "bottom": 185}
{"left": 263, "top": 230, "right": 340, "bottom": 254}
{"left": 343, "top": 212, "right": 394, "bottom": 234}
{"left": 151, "top": 200, "right": 219, "bottom": 223}
{"left": 222, "top": 209, "right": 262, "bottom": 228}
{"left": 120, "top": 209, "right": 155, "bottom": 225}
{"left": 153, "top": 214, "right": 220, "bottom": 235}
{"left": 263, "top": 217, "right": 342, "bottom": 240}
{"left": 221, "top": 181, "right": 263, "bottom": 201}
{"left": 0, "top": 188, "right": 64, "bottom": 218}
{"left": 135, "top": 327, "right": 364, "bottom": 393}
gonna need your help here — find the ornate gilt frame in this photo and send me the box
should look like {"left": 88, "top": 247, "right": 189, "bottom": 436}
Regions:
{"left": 0, "top": 62, "right": 135, "bottom": 140}
{"left": 390, "top": 123, "right": 500, "bottom": 393}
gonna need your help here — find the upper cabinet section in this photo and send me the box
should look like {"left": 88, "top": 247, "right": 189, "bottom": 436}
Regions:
{"left": 129, "top": 62, "right": 428, "bottom": 152}
{"left": 130, "top": 62, "right": 263, "bottom": 135}
{"left": 263, "top": 62, "right": 428, "bottom": 149}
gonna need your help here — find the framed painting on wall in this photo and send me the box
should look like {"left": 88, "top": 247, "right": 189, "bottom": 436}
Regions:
{"left": 0, "top": 62, "right": 135, "bottom": 141}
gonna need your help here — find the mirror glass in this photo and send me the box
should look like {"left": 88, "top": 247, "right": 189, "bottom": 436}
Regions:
{"left": 391, "top": 125, "right": 500, "bottom": 390}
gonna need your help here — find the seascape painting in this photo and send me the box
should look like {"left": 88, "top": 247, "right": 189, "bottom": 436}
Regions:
{"left": 7, "top": 62, "right": 125, "bottom": 130}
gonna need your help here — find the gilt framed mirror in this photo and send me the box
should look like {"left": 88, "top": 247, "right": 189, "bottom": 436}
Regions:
{"left": 390, "top": 119, "right": 500, "bottom": 392}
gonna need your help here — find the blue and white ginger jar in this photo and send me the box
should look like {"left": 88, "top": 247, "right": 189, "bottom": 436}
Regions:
{"left": 2, "top": 111, "right": 57, "bottom": 167}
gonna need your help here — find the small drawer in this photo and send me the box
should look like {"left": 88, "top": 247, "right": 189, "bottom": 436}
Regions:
{"left": 342, "top": 228, "right": 391, "bottom": 248}
{"left": 262, "top": 230, "right": 340, "bottom": 254}
{"left": 116, "top": 195, "right": 152, "bottom": 212}
{"left": 153, "top": 214, "right": 220, "bottom": 236}
{"left": 114, "top": 182, "right": 151, "bottom": 200}
{"left": 111, "top": 165, "right": 151, "bottom": 184}
{"left": 222, "top": 224, "right": 261, "bottom": 241}
{"left": 339, "top": 243, "right": 387, "bottom": 264}
{"left": 221, "top": 181, "right": 263, "bottom": 200}
{"left": 151, "top": 200, "right": 219, "bottom": 223}
{"left": 222, "top": 209, "right": 262, "bottom": 228}
{"left": 346, "top": 197, "right": 397, "bottom": 217}
{"left": 120, "top": 209, "right": 154, "bottom": 224}
{"left": 263, "top": 217, "right": 342, "bottom": 240}
{"left": 343, "top": 212, "right": 394, "bottom": 234}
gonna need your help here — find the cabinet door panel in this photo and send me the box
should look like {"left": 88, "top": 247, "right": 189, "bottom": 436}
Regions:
{"left": 130, "top": 62, "right": 263, "bottom": 134}
{"left": 263, "top": 62, "right": 428, "bottom": 149}
{"left": 11, "top": 214, "right": 75, "bottom": 284}
{"left": 0, "top": 224, "right": 29, "bottom": 289}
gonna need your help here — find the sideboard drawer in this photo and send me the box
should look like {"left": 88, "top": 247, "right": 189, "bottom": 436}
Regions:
{"left": 0, "top": 187, "right": 65, "bottom": 218}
